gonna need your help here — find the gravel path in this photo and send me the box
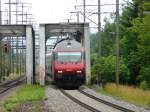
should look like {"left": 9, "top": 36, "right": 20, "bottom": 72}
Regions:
{"left": 45, "top": 85, "right": 91, "bottom": 112}
{"left": 82, "top": 87, "right": 150, "bottom": 112}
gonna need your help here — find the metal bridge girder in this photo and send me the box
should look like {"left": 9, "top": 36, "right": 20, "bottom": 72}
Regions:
{"left": 0, "top": 25, "right": 34, "bottom": 85}
{"left": 39, "top": 23, "right": 91, "bottom": 85}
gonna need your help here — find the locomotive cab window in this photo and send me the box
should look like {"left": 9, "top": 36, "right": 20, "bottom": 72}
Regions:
{"left": 56, "top": 52, "right": 82, "bottom": 63}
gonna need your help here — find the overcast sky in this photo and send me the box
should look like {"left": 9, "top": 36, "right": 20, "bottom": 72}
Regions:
{"left": 23, "top": 0, "right": 127, "bottom": 32}
{"left": 1, "top": 0, "right": 129, "bottom": 32}
{"left": 27, "top": 0, "right": 125, "bottom": 23}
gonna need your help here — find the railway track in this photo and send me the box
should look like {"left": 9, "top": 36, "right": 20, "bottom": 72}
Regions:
{"left": 60, "top": 89, "right": 101, "bottom": 112}
{"left": 78, "top": 88, "right": 135, "bottom": 112}
{"left": 60, "top": 89, "right": 128, "bottom": 112}
{"left": 0, "top": 76, "right": 26, "bottom": 94}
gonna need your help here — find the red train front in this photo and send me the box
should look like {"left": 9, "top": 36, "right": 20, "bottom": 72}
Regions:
{"left": 51, "top": 38, "right": 85, "bottom": 87}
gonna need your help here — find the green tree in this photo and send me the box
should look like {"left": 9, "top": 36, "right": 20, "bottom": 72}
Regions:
{"left": 90, "top": 0, "right": 150, "bottom": 88}
{"left": 91, "top": 55, "right": 129, "bottom": 86}
{"left": 138, "top": 65, "right": 150, "bottom": 89}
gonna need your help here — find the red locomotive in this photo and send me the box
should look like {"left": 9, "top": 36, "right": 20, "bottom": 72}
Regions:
{"left": 51, "top": 38, "right": 86, "bottom": 87}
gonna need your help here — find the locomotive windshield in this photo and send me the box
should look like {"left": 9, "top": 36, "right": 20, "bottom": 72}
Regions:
{"left": 56, "top": 52, "right": 82, "bottom": 62}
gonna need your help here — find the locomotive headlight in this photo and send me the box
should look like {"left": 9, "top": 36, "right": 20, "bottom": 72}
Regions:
{"left": 67, "top": 45, "right": 71, "bottom": 48}
{"left": 76, "top": 70, "right": 82, "bottom": 73}
{"left": 67, "top": 41, "right": 71, "bottom": 48}
{"left": 58, "top": 70, "right": 63, "bottom": 73}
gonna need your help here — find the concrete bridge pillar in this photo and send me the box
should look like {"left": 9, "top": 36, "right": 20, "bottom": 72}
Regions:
{"left": 26, "top": 25, "right": 34, "bottom": 84}
{"left": 39, "top": 25, "right": 46, "bottom": 85}
{"left": 84, "top": 24, "right": 91, "bottom": 85}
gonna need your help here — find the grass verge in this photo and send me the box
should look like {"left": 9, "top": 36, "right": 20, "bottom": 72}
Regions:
{"left": 3, "top": 84, "right": 46, "bottom": 112}
{"left": 96, "top": 83, "right": 150, "bottom": 107}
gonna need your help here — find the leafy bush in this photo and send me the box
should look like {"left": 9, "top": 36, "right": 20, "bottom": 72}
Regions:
{"left": 91, "top": 55, "right": 129, "bottom": 86}
{"left": 140, "top": 81, "right": 148, "bottom": 90}
{"left": 138, "top": 65, "right": 150, "bottom": 89}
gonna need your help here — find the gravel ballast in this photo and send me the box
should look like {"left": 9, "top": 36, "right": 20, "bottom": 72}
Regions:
{"left": 45, "top": 85, "right": 91, "bottom": 112}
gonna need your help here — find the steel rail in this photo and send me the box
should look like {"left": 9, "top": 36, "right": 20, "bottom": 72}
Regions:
{"left": 78, "top": 88, "right": 135, "bottom": 112}
{"left": 0, "top": 76, "right": 24, "bottom": 87}
{"left": 60, "top": 89, "right": 101, "bottom": 112}
{"left": 0, "top": 75, "right": 26, "bottom": 94}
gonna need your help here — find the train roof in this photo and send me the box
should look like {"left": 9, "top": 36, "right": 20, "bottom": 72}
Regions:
{"left": 54, "top": 39, "right": 83, "bottom": 52}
